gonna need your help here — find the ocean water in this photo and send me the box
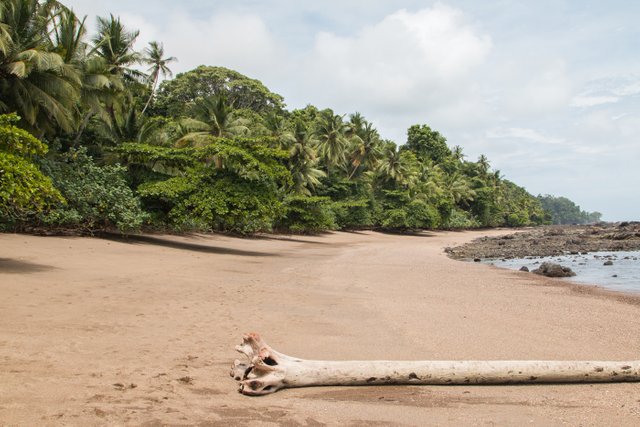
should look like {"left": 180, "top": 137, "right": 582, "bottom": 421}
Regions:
{"left": 484, "top": 251, "right": 640, "bottom": 295}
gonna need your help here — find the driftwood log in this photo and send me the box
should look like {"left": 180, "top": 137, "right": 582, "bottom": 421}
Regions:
{"left": 231, "top": 333, "right": 640, "bottom": 396}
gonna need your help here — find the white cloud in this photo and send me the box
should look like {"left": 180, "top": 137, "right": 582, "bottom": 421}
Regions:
{"left": 497, "top": 59, "right": 572, "bottom": 116}
{"left": 612, "top": 80, "right": 640, "bottom": 97}
{"left": 486, "top": 127, "right": 564, "bottom": 145}
{"left": 299, "top": 5, "right": 492, "bottom": 115}
{"left": 570, "top": 95, "right": 619, "bottom": 107}
{"left": 150, "top": 11, "right": 283, "bottom": 79}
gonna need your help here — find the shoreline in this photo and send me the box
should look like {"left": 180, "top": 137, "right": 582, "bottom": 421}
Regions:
{"left": 447, "top": 224, "right": 640, "bottom": 298}
{"left": 447, "top": 223, "right": 640, "bottom": 260}
{"left": 1, "top": 230, "right": 639, "bottom": 425}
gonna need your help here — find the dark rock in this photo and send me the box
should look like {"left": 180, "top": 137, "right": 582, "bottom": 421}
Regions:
{"left": 446, "top": 224, "right": 640, "bottom": 261}
{"left": 603, "top": 260, "right": 613, "bottom": 266}
{"left": 519, "top": 266, "right": 529, "bottom": 272}
{"left": 532, "top": 262, "right": 576, "bottom": 278}
{"left": 473, "top": 258, "right": 481, "bottom": 262}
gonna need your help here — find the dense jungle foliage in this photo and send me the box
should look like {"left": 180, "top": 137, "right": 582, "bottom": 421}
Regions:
{"left": 536, "top": 195, "right": 602, "bottom": 225}
{"left": 1, "top": 0, "right": 559, "bottom": 234}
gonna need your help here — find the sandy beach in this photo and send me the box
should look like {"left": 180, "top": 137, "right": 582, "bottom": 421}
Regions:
{"left": 1, "top": 229, "right": 639, "bottom": 426}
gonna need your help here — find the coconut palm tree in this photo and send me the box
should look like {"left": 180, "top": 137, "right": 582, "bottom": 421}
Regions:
{"left": 288, "top": 119, "right": 324, "bottom": 194}
{"left": 177, "top": 94, "right": 248, "bottom": 143}
{"left": 140, "top": 41, "right": 176, "bottom": 116}
{"left": 315, "top": 111, "right": 348, "bottom": 171}
{"left": 0, "top": 0, "right": 81, "bottom": 136}
{"left": 48, "top": 6, "right": 121, "bottom": 143}
{"left": 92, "top": 14, "right": 143, "bottom": 82}
{"left": 347, "top": 121, "right": 382, "bottom": 179}
{"left": 444, "top": 171, "right": 475, "bottom": 205}
{"left": 452, "top": 145, "right": 465, "bottom": 162}
{"left": 176, "top": 95, "right": 249, "bottom": 168}
{"left": 264, "top": 112, "right": 294, "bottom": 150}
{"left": 477, "top": 154, "right": 490, "bottom": 174}
{"left": 377, "top": 142, "right": 417, "bottom": 187}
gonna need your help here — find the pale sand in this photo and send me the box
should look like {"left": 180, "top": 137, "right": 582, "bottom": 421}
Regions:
{"left": 1, "top": 230, "right": 639, "bottom": 426}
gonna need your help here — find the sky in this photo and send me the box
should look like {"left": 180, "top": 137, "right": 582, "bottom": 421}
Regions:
{"left": 65, "top": 0, "right": 640, "bottom": 221}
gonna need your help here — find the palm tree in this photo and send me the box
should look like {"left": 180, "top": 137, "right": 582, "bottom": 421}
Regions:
{"left": 377, "top": 142, "right": 417, "bottom": 187}
{"left": 264, "top": 112, "right": 294, "bottom": 150}
{"left": 315, "top": 111, "right": 348, "bottom": 171}
{"left": 178, "top": 95, "right": 248, "bottom": 142}
{"left": 47, "top": 6, "right": 121, "bottom": 143}
{"left": 77, "top": 14, "right": 146, "bottom": 144}
{"left": 92, "top": 14, "right": 143, "bottom": 82}
{"left": 347, "top": 121, "right": 381, "bottom": 179}
{"left": 444, "top": 171, "right": 475, "bottom": 205}
{"left": 477, "top": 154, "right": 490, "bottom": 174}
{"left": 176, "top": 95, "right": 248, "bottom": 168}
{"left": 140, "top": 41, "right": 176, "bottom": 116}
{"left": 452, "top": 145, "right": 465, "bottom": 162}
{"left": 289, "top": 119, "right": 324, "bottom": 194}
{"left": 346, "top": 112, "right": 365, "bottom": 138}
{"left": 0, "top": 0, "right": 81, "bottom": 135}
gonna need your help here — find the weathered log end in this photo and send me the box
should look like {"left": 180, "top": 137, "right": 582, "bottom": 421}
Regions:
{"left": 232, "top": 333, "right": 288, "bottom": 395}
{"left": 231, "top": 333, "right": 640, "bottom": 396}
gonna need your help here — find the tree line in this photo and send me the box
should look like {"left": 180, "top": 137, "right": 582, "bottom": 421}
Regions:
{"left": 536, "top": 195, "right": 602, "bottom": 225}
{"left": 2, "top": 0, "right": 558, "bottom": 234}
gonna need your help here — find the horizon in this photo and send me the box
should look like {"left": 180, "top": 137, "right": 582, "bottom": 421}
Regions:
{"left": 65, "top": 1, "right": 640, "bottom": 221}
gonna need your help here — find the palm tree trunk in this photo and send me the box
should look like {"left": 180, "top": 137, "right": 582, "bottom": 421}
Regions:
{"left": 140, "top": 75, "right": 158, "bottom": 116}
{"left": 73, "top": 111, "right": 95, "bottom": 146}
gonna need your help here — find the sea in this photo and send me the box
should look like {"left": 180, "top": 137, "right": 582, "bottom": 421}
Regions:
{"left": 484, "top": 251, "right": 640, "bottom": 295}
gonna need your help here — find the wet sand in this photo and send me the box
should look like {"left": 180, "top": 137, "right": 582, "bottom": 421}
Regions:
{"left": 1, "top": 230, "right": 639, "bottom": 426}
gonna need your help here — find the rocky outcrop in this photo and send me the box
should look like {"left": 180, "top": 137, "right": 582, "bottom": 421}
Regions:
{"left": 532, "top": 262, "right": 576, "bottom": 278}
{"left": 448, "top": 223, "right": 640, "bottom": 260}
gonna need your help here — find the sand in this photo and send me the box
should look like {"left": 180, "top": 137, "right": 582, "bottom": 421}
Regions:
{"left": 1, "top": 229, "right": 639, "bottom": 426}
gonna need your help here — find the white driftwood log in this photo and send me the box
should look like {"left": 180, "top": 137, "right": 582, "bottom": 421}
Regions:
{"left": 231, "top": 333, "right": 640, "bottom": 396}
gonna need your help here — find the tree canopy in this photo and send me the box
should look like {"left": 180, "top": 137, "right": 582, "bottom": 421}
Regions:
{"left": 1, "top": 0, "right": 578, "bottom": 234}
{"left": 153, "top": 66, "right": 285, "bottom": 117}
{"left": 537, "top": 195, "right": 601, "bottom": 225}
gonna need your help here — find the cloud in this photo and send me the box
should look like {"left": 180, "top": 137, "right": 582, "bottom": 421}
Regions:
{"left": 570, "top": 95, "right": 619, "bottom": 107}
{"left": 299, "top": 5, "right": 492, "bottom": 116}
{"left": 486, "top": 127, "right": 565, "bottom": 145}
{"left": 496, "top": 59, "right": 572, "bottom": 116}
{"left": 160, "top": 11, "right": 283, "bottom": 78}
{"left": 570, "top": 75, "right": 640, "bottom": 108}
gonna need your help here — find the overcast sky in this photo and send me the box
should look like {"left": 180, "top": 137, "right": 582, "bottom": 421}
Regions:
{"left": 65, "top": 0, "right": 640, "bottom": 221}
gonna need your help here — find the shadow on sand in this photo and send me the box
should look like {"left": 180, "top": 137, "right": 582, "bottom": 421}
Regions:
{"left": 376, "top": 229, "right": 438, "bottom": 238}
{"left": 0, "top": 258, "right": 55, "bottom": 274}
{"left": 99, "top": 233, "right": 280, "bottom": 257}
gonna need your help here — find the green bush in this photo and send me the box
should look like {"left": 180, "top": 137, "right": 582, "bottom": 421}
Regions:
{"left": 139, "top": 173, "right": 282, "bottom": 234}
{"left": 40, "top": 149, "right": 146, "bottom": 232}
{"left": 277, "top": 195, "right": 336, "bottom": 233}
{"left": 375, "top": 190, "right": 440, "bottom": 230}
{"left": 444, "top": 208, "right": 481, "bottom": 229}
{"left": 0, "top": 114, "right": 63, "bottom": 228}
{"left": 332, "top": 198, "right": 374, "bottom": 229}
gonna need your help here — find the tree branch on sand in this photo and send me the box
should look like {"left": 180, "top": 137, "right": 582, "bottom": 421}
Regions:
{"left": 231, "top": 333, "right": 640, "bottom": 396}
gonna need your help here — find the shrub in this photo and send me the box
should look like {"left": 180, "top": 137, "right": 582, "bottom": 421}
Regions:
{"left": 332, "top": 198, "right": 374, "bottom": 229}
{"left": 375, "top": 190, "right": 440, "bottom": 230}
{"left": 40, "top": 149, "right": 146, "bottom": 232}
{"left": 444, "top": 208, "right": 481, "bottom": 229}
{"left": 277, "top": 195, "right": 336, "bottom": 233}
{"left": 0, "top": 114, "right": 63, "bottom": 228}
{"left": 139, "top": 172, "right": 282, "bottom": 234}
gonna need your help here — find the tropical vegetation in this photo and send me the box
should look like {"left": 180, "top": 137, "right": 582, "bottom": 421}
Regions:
{"left": 1, "top": 0, "right": 568, "bottom": 234}
{"left": 537, "top": 195, "right": 602, "bottom": 225}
